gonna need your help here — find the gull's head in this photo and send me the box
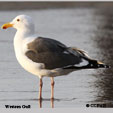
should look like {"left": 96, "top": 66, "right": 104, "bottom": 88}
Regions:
{"left": 1, "top": 15, "right": 34, "bottom": 31}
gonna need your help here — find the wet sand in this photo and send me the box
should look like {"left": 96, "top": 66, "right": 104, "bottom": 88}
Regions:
{"left": 0, "top": 3, "right": 113, "bottom": 108}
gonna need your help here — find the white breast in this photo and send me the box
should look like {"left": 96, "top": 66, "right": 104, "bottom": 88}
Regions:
{"left": 14, "top": 33, "right": 46, "bottom": 78}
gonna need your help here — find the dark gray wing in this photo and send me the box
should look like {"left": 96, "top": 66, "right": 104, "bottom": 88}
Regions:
{"left": 25, "top": 37, "right": 83, "bottom": 69}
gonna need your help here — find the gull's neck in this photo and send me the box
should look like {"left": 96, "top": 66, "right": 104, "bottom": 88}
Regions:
{"left": 14, "top": 27, "right": 35, "bottom": 53}
{"left": 15, "top": 27, "right": 35, "bottom": 39}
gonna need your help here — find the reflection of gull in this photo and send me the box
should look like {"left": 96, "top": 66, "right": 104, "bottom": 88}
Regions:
{"left": 1, "top": 15, "right": 109, "bottom": 101}
{"left": 0, "top": 97, "right": 76, "bottom": 108}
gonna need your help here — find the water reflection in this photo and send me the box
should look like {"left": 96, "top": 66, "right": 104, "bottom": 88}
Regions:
{"left": 93, "top": 9, "right": 113, "bottom": 107}
{"left": 0, "top": 97, "right": 76, "bottom": 108}
{"left": 38, "top": 99, "right": 42, "bottom": 108}
{"left": 38, "top": 98, "right": 76, "bottom": 108}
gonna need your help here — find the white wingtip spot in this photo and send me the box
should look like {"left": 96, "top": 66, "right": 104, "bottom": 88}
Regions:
{"left": 63, "top": 51, "right": 69, "bottom": 54}
{"left": 75, "top": 59, "right": 89, "bottom": 67}
{"left": 98, "top": 64, "right": 100, "bottom": 67}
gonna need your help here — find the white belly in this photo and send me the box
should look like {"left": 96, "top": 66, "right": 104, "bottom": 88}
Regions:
{"left": 16, "top": 52, "right": 42, "bottom": 77}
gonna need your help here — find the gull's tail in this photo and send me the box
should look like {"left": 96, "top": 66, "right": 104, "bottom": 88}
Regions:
{"left": 63, "top": 59, "right": 110, "bottom": 70}
{"left": 63, "top": 47, "right": 110, "bottom": 70}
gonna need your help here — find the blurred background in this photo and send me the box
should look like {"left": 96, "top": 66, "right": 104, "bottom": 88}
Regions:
{"left": 0, "top": 2, "right": 113, "bottom": 108}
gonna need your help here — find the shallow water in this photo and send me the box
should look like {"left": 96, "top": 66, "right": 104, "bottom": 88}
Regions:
{"left": 0, "top": 7, "right": 113, "bottom": 108}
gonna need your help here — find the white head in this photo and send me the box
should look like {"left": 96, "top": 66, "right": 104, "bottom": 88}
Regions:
{"left": 2, "top": 15, "right": 35, "bottom": 34}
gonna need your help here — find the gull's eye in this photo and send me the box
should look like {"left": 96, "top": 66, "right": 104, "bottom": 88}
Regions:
{"left": 17, "top": 19, "right": 20, "bottom": 22}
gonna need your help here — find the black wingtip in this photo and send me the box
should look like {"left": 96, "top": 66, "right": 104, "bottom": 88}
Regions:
{"left": 104, "top": 65, "right": 110, "bottom": 68}
{"left": 98, "top": 64, "right": 110, "bottom": 68}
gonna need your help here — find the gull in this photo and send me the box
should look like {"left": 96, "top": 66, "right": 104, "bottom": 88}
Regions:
{"left": 1, "top": 15, "right": 109, "bottom": 100}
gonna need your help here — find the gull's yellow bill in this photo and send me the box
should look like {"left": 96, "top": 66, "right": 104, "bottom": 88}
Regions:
{"left": 1, "top": 23, "right": 13, "bottom": 29}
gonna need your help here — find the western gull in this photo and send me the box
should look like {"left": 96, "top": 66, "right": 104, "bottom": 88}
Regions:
{"left": 1, "top": 15, "right": 109, "bottom": 100}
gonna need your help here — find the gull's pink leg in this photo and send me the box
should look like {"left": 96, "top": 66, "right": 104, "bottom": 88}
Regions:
{"left": 38, "top": 78, "right": 43, "bottom": 100}
{"left": 51, "top": 77, "right": 55, "bottom": 100}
